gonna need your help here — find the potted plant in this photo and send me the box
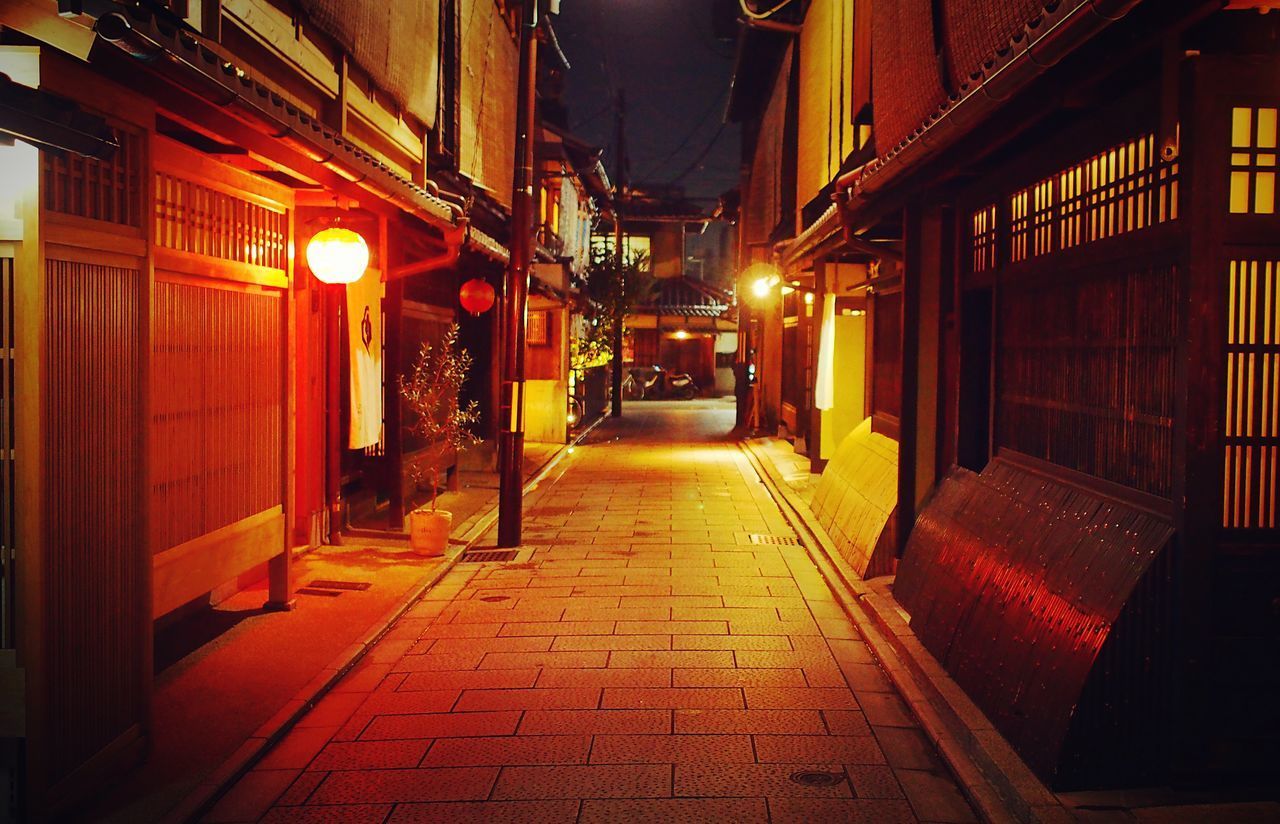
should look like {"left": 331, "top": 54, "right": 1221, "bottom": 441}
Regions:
{"left": 401, "top": 323, "right": 481, "bottom": 556}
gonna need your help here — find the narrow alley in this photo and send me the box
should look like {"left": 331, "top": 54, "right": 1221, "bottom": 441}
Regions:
{"left": 209, "top": 401, "right": 975, "bottom": 823}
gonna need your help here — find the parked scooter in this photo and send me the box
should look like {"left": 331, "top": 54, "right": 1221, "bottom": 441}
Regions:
{"left": 649, "top": 365, "right": 698, "bottom": 400}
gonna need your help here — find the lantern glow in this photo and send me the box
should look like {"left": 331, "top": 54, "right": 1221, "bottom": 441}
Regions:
{"left": 460, "top": 278, "right": 496, "bottom": 315}
{"left": 306, "top": 227, "right": 370, "bottom": 284}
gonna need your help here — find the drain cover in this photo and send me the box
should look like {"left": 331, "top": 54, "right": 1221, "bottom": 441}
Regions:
{"left": 789, "top": 770, "right": 846, "bottom": 787}
{"left": 479, "top": 595, "right": 511, "bottom": 603}
{"left": 749, "top": 533, "right": 802, "bottom": 546}
{"left": 297, "top": 587, "right": 342, "bottom": 597}
{"left": 308, "top": 580, "right": 372, "bottom": 591}
{"left": 460, "top": 550, "right": 520, "bottom": 563}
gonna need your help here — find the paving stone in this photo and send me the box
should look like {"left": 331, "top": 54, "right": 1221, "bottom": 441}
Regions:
{"left": 578, "top": 797, "right": 768, "bottom": 823}
{"left": 672, "top": 634, "right": 792, "bottom": 651}
{"left": 675, "top": 762, "right": 853, "bottom": 798}
{"left": 895, "top": 768, "right": 978, "bottom": 821}
{"left": 308, "top": 767, "right": 499, "bottom": 804}
{"left": 754, "top": 735, "right": 886, "bottom": 765}
{"left": 874, "top": 726, "right": 947, "bottom": 771}
{"left": 858, "top": 693, "right": 916, "bottom": 728}
{"left": 601, "top": 687, "right": 744, "bottom": 709}
{"left": 673, "top": 708, "right": 827, "bottom": 735}
{"left": 491, "top": 764, "right": 671, "bottom": 800}
{"left": 552, "top": 634, "right": 672, "bottom": 651}
{"left": 479, "top": 650, "right": 610, "bottom": 669}
{"left": 204, "top": 769, "right": 300, "bottom": 822}
{"left": 846, "top": 764, "right": 906, "bottom": 799}
{"left": 614, "top": 620, "right": 728, "bottom": 635}
{"left": 426, "top": 636, "right": 554, "bottom": 654}
{"left": 824, "top": 710, "right": 873, "bottom": 737}
{"left": 589, "top": 734, "right": 755, "bottom": 764}
{"left": 359, "top": 711, "right": 521, "bottom": 741}
{"left": 387, "top": 801, "right": 581, "bottom": 823}
{"left": 766, "top": 797, "right": 917, "bottom": 824}
{"left": 536, "top": 668, "right": 673, "bottom": 688}
{"left": 421, "top": 735, "right": 592, "bottom": 766}
{"left": 260, "top": 804, "right": 393, "bottom": 824}
{"left": 742, "top": 687, "right": 860, "bottom": 710}
{"left": 609, "top": 650, "right": 734, "bottom": 669}
{"left": 496, "top": 621, "right": 614, "bottom": 637}
{"left": 518, "top": 709, "right": 672, "bottom": 735}
{"left": 453, "top": 687, "right": 602, "bottom": 711}
{"left": 673, "top": 668, "right": 808, "bottom": 688}
{"left": 310, "top": 739, "right": 432, "bottom": 771}
{"left": 400, "top": 669, "right": 540, "bottom": 691}
{"left": 275, "top": 770, "right": 327, "bottom": 806}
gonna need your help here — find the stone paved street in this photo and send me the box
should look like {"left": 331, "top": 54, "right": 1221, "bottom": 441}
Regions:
{"left": 208, "top": 401, "right": 977, "bottom": 823}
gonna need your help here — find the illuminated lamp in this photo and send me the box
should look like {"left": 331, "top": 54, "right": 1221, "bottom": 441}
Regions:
{"left": 306, "top": 226, "right": 370, "bottom": 284}
{"left": 804, "top": 292, "right": 815, "bottom": 305}
{"left": 673, "top": 329, "right": 691, "bottom": 340}
{"left": 459, "top": 278, "right": 496, "bottom": 315}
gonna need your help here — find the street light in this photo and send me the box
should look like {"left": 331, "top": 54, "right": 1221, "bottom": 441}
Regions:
{"left": 306, "top": 226, "right": 370, "bottom": 284}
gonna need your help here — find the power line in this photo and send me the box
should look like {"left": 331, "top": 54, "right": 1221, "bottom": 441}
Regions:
{"left": 666, "top": 121, "right": 730, "bottom": 186}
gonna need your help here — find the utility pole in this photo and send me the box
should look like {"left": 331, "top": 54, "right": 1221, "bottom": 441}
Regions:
{"left": 498, "top": 0, "right": 539, "bottom": 547}
{"left": 610, "top": 89, "right": 627, "bottom": 418}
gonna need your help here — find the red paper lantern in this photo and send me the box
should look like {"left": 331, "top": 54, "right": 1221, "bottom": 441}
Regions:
{"left": 459, "top": 278, "right": 496, "bottom": 316}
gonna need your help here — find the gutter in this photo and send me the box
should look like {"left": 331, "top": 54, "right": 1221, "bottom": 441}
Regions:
{"left": 836, "top": 0, "right": 1142, "bottom": 216}
{"left": 92, "top": 7, "right": 462, "bottom": 230}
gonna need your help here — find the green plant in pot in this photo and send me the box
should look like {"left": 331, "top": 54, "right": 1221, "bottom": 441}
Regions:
{"left": 401, "top": 323, "right": 481, "bottom": 556}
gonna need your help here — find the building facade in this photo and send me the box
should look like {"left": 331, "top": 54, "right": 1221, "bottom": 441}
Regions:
{"left": 735, "top": 0, "right": 1279, "bottom": 792}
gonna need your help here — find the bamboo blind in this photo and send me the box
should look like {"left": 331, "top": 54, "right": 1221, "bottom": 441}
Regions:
{"left": 459, "top": 0, "right": 518, "bottom": 209}
{"left": 297, "top": 0, "right": 441, "bottom": 128}
{"left": 998, "top": 263, "right": 1179, "bottom": 498}
{"left": 745, "top": 42, "right": 793, "bottom": 244}
{"left": 797, "top": 0, "right": 858, "bottom": 207}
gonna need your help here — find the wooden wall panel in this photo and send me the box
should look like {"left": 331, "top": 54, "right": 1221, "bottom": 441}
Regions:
{"left": 43, "top": 257, "right": 146, "bottom": 782}
{"left": 151, "top": 279, "right": 284, "bottom": 554}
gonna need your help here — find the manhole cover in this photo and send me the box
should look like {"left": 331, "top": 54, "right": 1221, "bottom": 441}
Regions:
{"left": 460, "top": 550, "right": 520, "bottom": 563}
{"left": 479, "top": 595, "right": 511, "bottom": 603}
{"left": 749, "top": 533, "right": 802, "bottom": 546}
{"left": 308, "top": 580, "right": 372, "bottom": 591}
{"left": 789, "top": 770, "right": 846, "bottom": 787}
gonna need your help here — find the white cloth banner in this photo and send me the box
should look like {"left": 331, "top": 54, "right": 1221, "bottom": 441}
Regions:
{"left": 346, "top": 274, "right": 384, "bottom": 450}
{"left": 814, "top": 293, "right": 837, "bottom": 411}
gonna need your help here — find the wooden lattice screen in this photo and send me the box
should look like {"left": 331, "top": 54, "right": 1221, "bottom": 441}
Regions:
{"left": 1008, "top": 134, "right": 1178, "bottom": 264}
{"left": 1224, "top": 256, "right": 1279, "bottom": 529}
{"left": 155, "top": 173, "right": 288, "bottom": 269}
{"left": 41, "top": 129, "right": 142, "bottom": 226}
{"left": 151, "top": 281, "right": 284, "bottom": 554}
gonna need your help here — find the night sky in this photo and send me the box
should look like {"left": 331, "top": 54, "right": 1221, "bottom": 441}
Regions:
{"left": 553, "top": 0, "right": 740, "bottom": 281}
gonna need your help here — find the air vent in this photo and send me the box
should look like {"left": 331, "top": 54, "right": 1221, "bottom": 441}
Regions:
{"left": 460, "top": 550, "right": 520, "bottom": 564}
{"left": 749, "top": 534, "right": 802, "bottom": 546}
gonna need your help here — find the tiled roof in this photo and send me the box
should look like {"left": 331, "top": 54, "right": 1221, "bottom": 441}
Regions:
{"left": 640, "top": 276, "right": 733, "bottom": 318}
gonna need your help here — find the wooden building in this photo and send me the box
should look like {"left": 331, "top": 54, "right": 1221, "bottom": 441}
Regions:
{"left": 736, "top": 0, "right": 1280, "bottom": 792}
{"left": 0, "top": 0, "right": 540, "bottom": 816}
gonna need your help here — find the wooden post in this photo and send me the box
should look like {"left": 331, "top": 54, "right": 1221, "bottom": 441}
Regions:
{"left": 385, "top": 275, "right": 405, "bottom": 530}
{"left": 809, "top": 256, "right": 827, "bottom": 474}
{"left": 326, "top": 282, "right": 342, "bottom": 545}
{"left": 267, "top": 201, "right": 296, "bottom": 610}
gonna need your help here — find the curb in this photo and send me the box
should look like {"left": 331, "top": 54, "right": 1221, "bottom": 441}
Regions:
{"left": 165, "top": 430, "right": 596, "bottom": 824}
{"left": 739, "top": 438, "right": 1071, "bottom": 824}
